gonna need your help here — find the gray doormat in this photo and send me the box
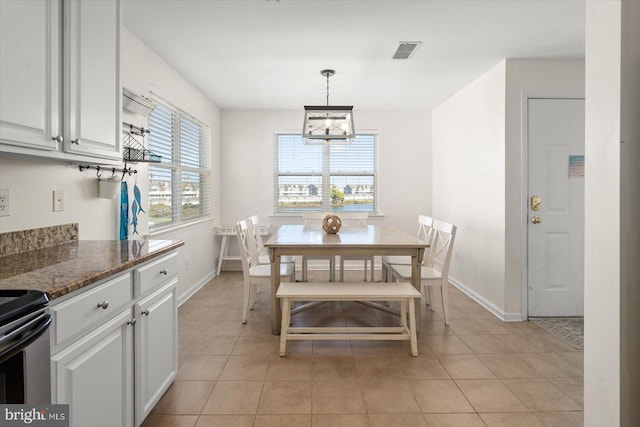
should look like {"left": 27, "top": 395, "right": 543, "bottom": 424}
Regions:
{"left": 530, "top": 317, "right": 584, "bottom": 350}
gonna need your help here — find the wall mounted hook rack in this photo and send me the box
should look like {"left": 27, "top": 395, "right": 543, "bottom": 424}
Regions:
{"left": 78, "top": 164, "right": 137, "bottom": 181}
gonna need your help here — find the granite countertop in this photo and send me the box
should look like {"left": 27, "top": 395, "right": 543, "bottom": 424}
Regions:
{"left": 0, "top": 239, "right": 184, "bottom": 299}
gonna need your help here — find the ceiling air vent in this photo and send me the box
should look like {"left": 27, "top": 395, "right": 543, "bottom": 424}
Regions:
{"left": 392, "top": 41, "right": 421, "bottom": 60}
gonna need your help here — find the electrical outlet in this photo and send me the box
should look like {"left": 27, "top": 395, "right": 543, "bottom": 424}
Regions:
{"left": 53, "top": 190, "right": 64, "bottom": 212}
{"left": 0, "top": 189, "right": 10, "bottom": 217}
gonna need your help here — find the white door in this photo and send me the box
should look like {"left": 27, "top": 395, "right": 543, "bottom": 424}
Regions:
{"left": 527, "top": 98, "right": 585, "bottom": 317}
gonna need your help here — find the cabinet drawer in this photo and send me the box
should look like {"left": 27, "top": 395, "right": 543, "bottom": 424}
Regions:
{"left": 52, "top": 273, "right": 132, "bottom": 347}
{"left": 134, "top": 253, "right": 178, "bottom": 296}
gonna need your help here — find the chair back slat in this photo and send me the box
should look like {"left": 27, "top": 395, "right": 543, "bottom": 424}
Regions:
{"left": 248, "top": 215, "right": 266, "bottom": 253}
{"left": 236, "top": 220, "right": 252, "bottom": 276}
{"left": 430, "top": 220, "right": 457, "bottom": 277}
{"left": 417, "top": 215, "right": 435, "bottom": 266}
{"left": 337, "top": 212, "right": 368, "bottom": 226}
{"left": 302, "top": 212, "right": 330, "bottom": 226}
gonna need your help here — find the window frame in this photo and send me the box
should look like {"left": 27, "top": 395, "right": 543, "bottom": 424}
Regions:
{"left": 273, "top": 131, "right": 379, "bottom": 215}
{"left": 147, "top": 96, "right": 212, "bottom": 231}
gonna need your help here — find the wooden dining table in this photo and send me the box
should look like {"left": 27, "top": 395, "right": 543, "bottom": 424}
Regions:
{"left": 264, "top": 224, "right": 428, "bottom": 335}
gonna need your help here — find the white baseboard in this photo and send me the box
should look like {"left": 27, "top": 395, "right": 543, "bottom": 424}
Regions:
{"left": 448, "top": 276, "right": 523, "bottom": 322}
{"left": 178, "top": 269, "right": 216, "bottom": 307}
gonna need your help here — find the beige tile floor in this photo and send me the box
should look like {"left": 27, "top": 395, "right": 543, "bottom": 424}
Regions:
{"left": 143, "top": 270, "right": 584, "bottom": 427}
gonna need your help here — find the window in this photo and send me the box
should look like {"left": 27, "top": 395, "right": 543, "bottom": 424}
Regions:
{"left": 275, "top": 133, "right": 378, "bottom": 214}
{"left": 148, "top": 98, "right": 211, "bottom": 230}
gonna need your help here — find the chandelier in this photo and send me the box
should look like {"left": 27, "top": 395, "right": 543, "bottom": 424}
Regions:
{"left": 302, "top": 69, "right": 355, "bottom": 144}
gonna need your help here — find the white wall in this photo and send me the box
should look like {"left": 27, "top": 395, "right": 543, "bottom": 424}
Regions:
{"left": 220, "top": 109, "right": 431, "bottom": 236}
{"left": 432, "top": 59, "right": 585, "bottom": 320}
{"left": 0, "top": 156, "right": 119, "bottom": 238}
{"left": 432, "top": 61, "right": 507, "bottom": 313}
{"left": 504, "top": 59, "right": 585, "bottom": 314}
{"left": 585, "top": 0, "right": 640, "bottom": 425}
{"left": 122, "top": 28, "right": 221, "bottom": 300}
{"left": 584, "top": 2, "right": 620, "bottom": 424}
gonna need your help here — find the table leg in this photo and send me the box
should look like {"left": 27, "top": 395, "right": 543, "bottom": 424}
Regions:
{"left": 411, "top": 250, "right": 422, "bottom": 333}
{"left": 271, "top": 251, "right": 282, "bottom": 334}
{"left": 216, "top": 235, "right": 228, "bottom": 274}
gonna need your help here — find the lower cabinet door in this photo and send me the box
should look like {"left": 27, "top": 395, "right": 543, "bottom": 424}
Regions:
{"left": 135, "top": 279, "right": 178, "bottom": 426}
{"left": 51, "top": 309, "right": 134, "bottom": 427}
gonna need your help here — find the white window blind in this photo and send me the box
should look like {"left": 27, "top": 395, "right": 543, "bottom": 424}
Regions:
{"left": 148, "top": 98, "right": 211, "bottom": 230}
{"left": 275, "top": 133, "right": 378, "bottom": 214}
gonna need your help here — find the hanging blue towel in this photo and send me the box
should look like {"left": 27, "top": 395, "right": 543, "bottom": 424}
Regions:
{"left": 120, "top": 181, "right": 129, "bottom": 240}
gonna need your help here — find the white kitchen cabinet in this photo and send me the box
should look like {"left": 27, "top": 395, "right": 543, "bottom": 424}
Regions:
{"left": 63, "top": 0, "right": 122, "bottom": 160}
{"left": 0, "top": 0, "right": 61, "bottom": 152}
{"left": 0, "top": 0, "right": 122, "bottom": 162}
{"left": 51, "top": 309, "right": 134, "bottom": 427}
{"left": 135, "top": 279, "right": 178, "bottom": 425}
{"left": 50, "top": 249, "right": 179, "bottom": 427}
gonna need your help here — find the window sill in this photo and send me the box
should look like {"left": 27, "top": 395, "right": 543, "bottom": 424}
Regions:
{"left": 148, "top": 216, "right": 215, "bottom": 237}
{"left": 269, "top": 212, "right": 385, "bottom": 219}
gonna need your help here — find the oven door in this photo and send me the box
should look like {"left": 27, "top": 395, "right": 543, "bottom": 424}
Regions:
{"left": 0, "top": 309, "right": 51, "bottom": 403}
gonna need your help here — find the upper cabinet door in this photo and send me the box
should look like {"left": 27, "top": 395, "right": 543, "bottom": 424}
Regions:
{"left": 64, "top": 0, "right": 122, "bottom": 160}
{"left": 0, "top": 0, "right": 61, "bottom": 151}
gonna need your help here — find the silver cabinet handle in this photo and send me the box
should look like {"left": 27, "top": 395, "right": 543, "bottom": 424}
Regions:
{"left": 97, "top": 301, "right": 109, "bottom": 310}
{"left": 142, "top": 309, "right": 150, "bottom": 316}
{"left": 160, "top": 269, "right": 168, "bottom": 275}
{"left": 127, "top": 318, "right": 136, "bottom": 326}
{"left": 71, "top": 139, "right": 80, "bottom": 145}
{"left": 52, "top": 135, "right": 63, "bottom": 143}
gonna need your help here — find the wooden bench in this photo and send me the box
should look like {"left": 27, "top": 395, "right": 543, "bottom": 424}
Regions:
{"left": 276, "top": 282, "right": 422, "bottom": 357}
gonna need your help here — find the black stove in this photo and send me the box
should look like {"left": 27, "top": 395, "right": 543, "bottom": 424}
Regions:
{"left": 0, "top": 289, "right": 51, "bottom": 404}
{"left": 0, "top": 290, "right": 49, "bottom": 326}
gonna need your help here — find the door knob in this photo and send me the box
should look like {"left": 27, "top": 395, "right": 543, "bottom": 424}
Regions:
{"left": 531, "top": 216, "right": 542, "bottom": 224}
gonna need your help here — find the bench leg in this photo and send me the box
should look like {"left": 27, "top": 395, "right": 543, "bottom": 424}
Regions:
{"left": 330, "top": 258, "right": 335, "bottom": 282}
{"left": 279, "top": 298, "right": 291, "bottom": 356}
{"left": 408, "top": 298, "right": 418, "bottom": 357}
{"left": 400, "top": 300, "right": 407, "bottom": 329}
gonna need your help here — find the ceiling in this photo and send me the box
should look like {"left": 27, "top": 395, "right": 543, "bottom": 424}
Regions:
{"left": 123, "top": 0, "right": 585, "bottom": 111}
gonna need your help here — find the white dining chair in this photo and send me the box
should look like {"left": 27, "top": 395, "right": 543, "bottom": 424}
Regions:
{"left": 390, "top": 220, "right": 457, "bottom": 325}
{"left": 247, "top": 214, "right": 296, "bottom": 281}
{"left": 382, "top": 215, "right": 434, "bottom": 282}
{"left": 337, "top": 212, "right": 375, "bottom": 281}
{"left": 301, "top": 212, "right": 335, "bottom": 281}
{"left": 237, "top": 219, "right": 294, "bottom": 323}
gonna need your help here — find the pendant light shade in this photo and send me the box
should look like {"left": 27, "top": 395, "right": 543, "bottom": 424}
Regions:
{"left": 303, "top": 69, "right": 355, "bottom": 144}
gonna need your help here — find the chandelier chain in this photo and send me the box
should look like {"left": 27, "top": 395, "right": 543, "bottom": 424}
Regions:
{"left": 326, "top": 73, "right": 330, "bottom": 106}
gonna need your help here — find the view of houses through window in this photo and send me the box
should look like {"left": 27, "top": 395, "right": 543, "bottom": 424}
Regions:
{"left": 275, "top": 134, "right": 378, "bottom": 213}
{"left": 148, "top": 100, "right": 212, "bottom": 229}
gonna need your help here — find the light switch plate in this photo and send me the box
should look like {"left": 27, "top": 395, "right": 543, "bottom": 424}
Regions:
{"left": 53, "top": 190, "right": 64, "bottom": 212}
{"left": 0, "top": 189, "right": 10, "bottom": 217}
